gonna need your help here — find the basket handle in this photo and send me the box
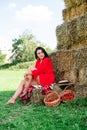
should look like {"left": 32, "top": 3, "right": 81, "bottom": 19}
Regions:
{"left": 64, "top": 83, "right": 74, "bottom": 90}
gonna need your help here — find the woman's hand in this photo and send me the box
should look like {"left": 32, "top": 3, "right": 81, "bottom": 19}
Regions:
{"left": 31, "top": 67, "right": 37, "bottom": 71}
{"left": 28, "top": 66, "right": 37, "bottom": 71}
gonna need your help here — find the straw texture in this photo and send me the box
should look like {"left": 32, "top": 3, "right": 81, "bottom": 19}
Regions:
{"left": 64, "top": 0, "right": 87, "bottom": 9}
{"left": 63, "top": 2, "right": 87, "bottom": 21}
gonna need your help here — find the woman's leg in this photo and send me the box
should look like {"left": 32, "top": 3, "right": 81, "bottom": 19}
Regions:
{"left": 24, "top": 75, "right": 32, "bottom": 89}
{"left": 21, "top": 76, "right": 40, "bottom": 93}
{"left": 24, "top": 69, "right": 40, "bottom": 88}
{"left": 7, "top": 80, "right": 25, "bottom": 104}
{"left": 7, "top": 70, "right": 40, "bottom": 104}
{"left": 30, "top": 76, "right": 40, "bottom": 85}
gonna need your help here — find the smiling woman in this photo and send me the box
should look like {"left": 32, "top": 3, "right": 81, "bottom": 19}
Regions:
{"left": 7, "top": 46, "right": 55, "bottom": 104}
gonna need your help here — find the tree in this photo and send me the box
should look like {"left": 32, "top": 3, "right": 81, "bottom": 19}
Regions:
{"left": 12, "top": 38, "right": 23, "bottom": 63}
{"left": 0, "top": 50, "right": 6, "bottom": 63}
{"left": 11, "top": 31, "right": 52, "bottom": 63}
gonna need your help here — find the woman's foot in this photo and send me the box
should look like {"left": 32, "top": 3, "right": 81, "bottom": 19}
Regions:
{"left": 7, "top": 97, "right": 15, "bottom": 104}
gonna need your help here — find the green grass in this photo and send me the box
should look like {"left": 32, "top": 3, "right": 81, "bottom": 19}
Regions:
{"left": 0, "top": 69, "right": 26, "bottom": 91}
{"left": 0, "top": 70, "right": 87, "bottom": 130}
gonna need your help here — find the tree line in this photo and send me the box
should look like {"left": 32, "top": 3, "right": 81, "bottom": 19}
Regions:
{"left": 0, "top": 31, "right": 52, "bottom": 64}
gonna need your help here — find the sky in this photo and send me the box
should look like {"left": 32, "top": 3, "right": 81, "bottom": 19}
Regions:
{"left": 0, "top": 0, "right": 65, "bottom": 53}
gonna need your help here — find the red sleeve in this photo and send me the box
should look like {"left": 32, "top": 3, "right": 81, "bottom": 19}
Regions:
{"left": 32, "top": 58, "right": 50, "bottom": 78}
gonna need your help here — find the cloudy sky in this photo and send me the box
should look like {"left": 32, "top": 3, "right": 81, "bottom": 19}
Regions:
{"left": 0, "top": 0, "right": 65, "bottom": 52}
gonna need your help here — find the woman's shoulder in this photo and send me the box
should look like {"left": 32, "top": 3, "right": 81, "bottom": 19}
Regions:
{"left": 45, "top": 57, "right": 51, "bottom": 60}
{"left": 43, "top": 57, "right": 51, "bottom": 62}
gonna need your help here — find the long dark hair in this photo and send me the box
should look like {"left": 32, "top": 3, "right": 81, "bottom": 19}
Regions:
{"left": 34, "top": 46, "right": 49, "bottom": 59}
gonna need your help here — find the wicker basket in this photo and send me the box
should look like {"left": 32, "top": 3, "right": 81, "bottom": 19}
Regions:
{"left": 44, "top": 91, "right": 60, "bottom": 107}
{"left": 60, "top": 86, "right": 76, "bottom": 102}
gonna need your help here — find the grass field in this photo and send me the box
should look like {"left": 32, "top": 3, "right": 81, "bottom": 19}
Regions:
{"left": 0, "top": 70, "right": 87, "bottom": 130}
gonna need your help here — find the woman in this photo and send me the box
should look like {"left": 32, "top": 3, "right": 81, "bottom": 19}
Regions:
{"left": 7, "top": 47, "right": 55, "bottom": 104}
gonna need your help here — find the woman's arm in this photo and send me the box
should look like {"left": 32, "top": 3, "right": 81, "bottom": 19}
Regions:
{"left": 32, "top": 58, "right": 51, "bottom": 77}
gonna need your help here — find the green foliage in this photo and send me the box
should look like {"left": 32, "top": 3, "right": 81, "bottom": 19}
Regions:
{"left": 12, "top": 31, "right": 52, "bottom": 63}
{"left": 0, "top": 61, "right": 34, "bottom": 70}
{"left": 0, "top": 70, "right": 87, "bottom": 130}
{"left": 12, "top": 38, "right": 23, "bottom": 53}
{"left": 0, "top": 50, "right": 6, "bottom": 63}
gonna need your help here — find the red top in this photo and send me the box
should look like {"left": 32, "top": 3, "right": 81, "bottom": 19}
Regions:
{"left": 32, "top": 57, "right": 55, "bottom": 86}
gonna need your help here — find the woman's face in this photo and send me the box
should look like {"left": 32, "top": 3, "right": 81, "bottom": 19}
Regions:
{"left": 36, "top": 49, "right": 45, "bottom": 60}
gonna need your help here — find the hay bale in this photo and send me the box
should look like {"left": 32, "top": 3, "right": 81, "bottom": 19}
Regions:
{"left": 64, "top": 0, "right": 87, "bottom": 9}
{"left": 75, "top": 84, "right": 87, "bottom": 97}
{"left": 69, "top": 6, "right": 76, "bottom": 19}
{"left": 73, "top": 48, "right": 87, "bottom": 84}
{"left": 76, "top": 2, "right": 87, "bottom": 16}
{"left": 56, "top": 18, "right": 78, "bottom": 49}
{"left": 56, "top": 50, "right": 74, "bottom": 72}
{"left": 63, "top": 70, "right": 78, "bottom": 83}
{"left": 50, "top": 52, "right": 58, "bottom": 82}
{"left": 50, "top": 52, "right": 58, "bottom": 71}
{"left": 74, "top": 48, "right": 87, "bottom": 69}
{"left": 64, "top": 0, "right": 73, "bottom": 9}
{"left": 79, "top": 67, "right": 87, "bottom": 84}
{"left": 56, "top": 13, "right": 87, "bottom": 50}
{"left": 63, "top": 9, "right": 70, "bottom": 22}
{"left": 55, "top": 49, "right": 80, "bottom": 82}
{"left": 30, "top": 88, "right": 44, "bottom": 104}
{"left": 56, "top": 22, "right": 69, "bottom": 49}
{"left": 50, "top": 48, "right": 87, "bottom": 84}
{"left": 50, "top": 50, "right": 75, "bottom": 82}
{"left": 63, "top": 3, "right": 87, "bottom": 21}
{"left": 56, "top": 22, "right": 67, "bottom": 39}
{"left": 67, "top": 18, "right": 77, "bottom": 43}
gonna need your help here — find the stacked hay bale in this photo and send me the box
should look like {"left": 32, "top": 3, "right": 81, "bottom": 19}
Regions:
{"left": 64, "top": 0, "right": 87, "bottom": 9}
{"left": 50, "top": 52, "right": 58, "bottom": 82}
{"left": 56, "top": 13, "right": 87, "bottom": 50}
{"left": 50, "top": 48, "right": 87, "bottom": 97}
{"left": 53, "top": 0, "right": 87, "bottom": 97}
{"left": 74, "top": 48, "right": 87, "bottom": 85}
{"left": 63, "top": 0, "right": 87, "bottom": 21}
{"left": 24, "top": 0, "right": 87, "bottom": 104}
